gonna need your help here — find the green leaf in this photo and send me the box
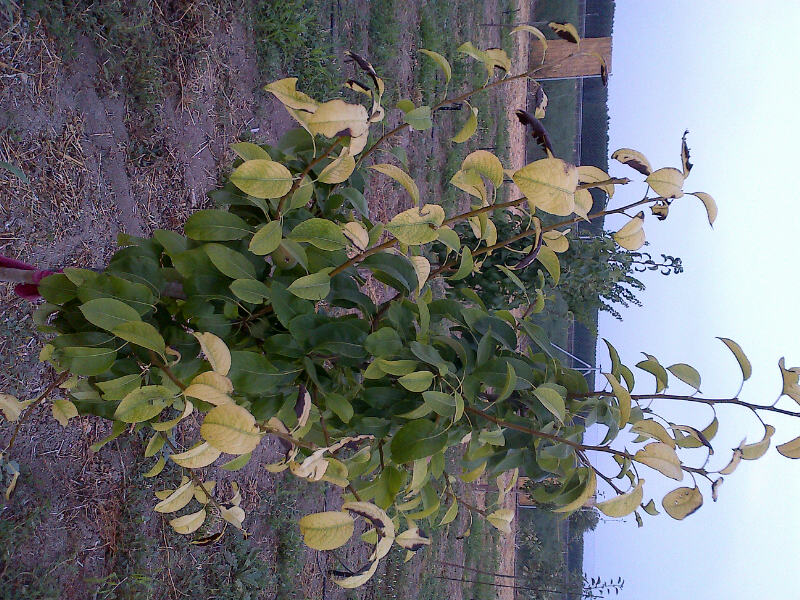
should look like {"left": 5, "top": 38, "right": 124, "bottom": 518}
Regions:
{"left": 390, "top": 419, "right": 448, "bottom": 463}
{"left": 418, "top": 49, "right": 452, "bottom": 82}
{"left": 533, "top": 384, "right": 565, "bottom": 423}
{"left": 448, "top": 246, "right": 473, "bottom": 281}
{"left": 395, "top": 99, "right": 416, "bottom": 113}
{"left": 114, "top": 386, "right": 173, "bottom": 423}
{"left": 535, "top": 246, "right": 560, "bottom": 284}
{"left": 636, "top": 354, "right": 669, "bottom": 393}
{"left": 398, "top": 371, "right": 435, "bottom": 393}
{"left": 603, "top": 372, "right": 632, "bottom": 427}
{"left": 80, "top": 298, "right": 141, "bottom": 331}
{"left": 286, "top": 267, "right": 333, "bottom": 300}
{"left": 422, "top": 391, "right": 456, "bottom": 417}
{"left": 203, "top": 243, "right": 256, "bottom": 279}
{"left": 185, "top": 210, "right": 252, "bottom": 241}
{"left": 497, "top": 264, "right": 526, "bottom": 293}
{"left": 362, "top": 252, "right": 418, "bottom": 293}
{"left": 299, "top": 511, "right": 355, "bottom": 550}
{"left": 61, "top": 346, "right": 116, "bottom": 376}
{"left": 230, "top": 279, "right": 270, "bottom": 303}
{"left": 451, "top": 103, "right": 478, "bottom": 143}
{"left": 497, "top": 364, "right": 517, "bottom": 402}
{"left": 338, "top": 187, "right": 369, "bottom": 218}
{"left": 325, "top": 392, "right": 354, "bottom": 423}
{"left": 404, "top": 106, "right": 432, "bottom": 131}
{"left": 221, "top": 452, "right": 252, "bottom": 471}
{"left": 249, "top": 221, "right": 283, "bottom": 255}
{"left": 112, "top": 321, "right": 166, "bottom": 356}
{"left": 289, "top": 218, "right": 348, "bottom": 250}
{"left": 230, "top": 159, "right": 293, "bottom": 198}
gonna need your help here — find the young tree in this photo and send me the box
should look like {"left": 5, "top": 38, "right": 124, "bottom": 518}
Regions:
{"left": 1, "top": 24, "right": 799, "bottom": 590}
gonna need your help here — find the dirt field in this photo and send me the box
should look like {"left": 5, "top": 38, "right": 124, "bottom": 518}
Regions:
{"left": 0, "top": 1, "right": 531, "bottom": 598}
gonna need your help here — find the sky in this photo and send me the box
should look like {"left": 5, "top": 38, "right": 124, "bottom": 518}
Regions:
{"left": 583, "top": 2, "right": 800, "bottom": 598}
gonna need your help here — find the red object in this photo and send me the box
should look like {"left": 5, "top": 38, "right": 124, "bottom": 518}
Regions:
{"left": 0, "top": 255, "right": 57, "bottom": 300}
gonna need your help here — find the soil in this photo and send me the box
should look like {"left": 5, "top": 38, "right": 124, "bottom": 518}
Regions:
{"left": 0, "top": 0, "right": 532, "bottom": 597}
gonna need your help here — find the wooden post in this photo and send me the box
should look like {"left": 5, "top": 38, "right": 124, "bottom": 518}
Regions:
{"left": 530, "top": 37, "right": 612, "bottom": 79}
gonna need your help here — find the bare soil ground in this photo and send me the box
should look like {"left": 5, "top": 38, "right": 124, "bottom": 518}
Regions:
{"left": 1, "top": 1, "right": 531, "bottom": 598}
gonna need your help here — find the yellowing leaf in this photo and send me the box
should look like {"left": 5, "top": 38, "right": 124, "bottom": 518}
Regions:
{"left": 662, "top": 486, "right": 703, "bottom": 520}
{"left": 395, "top": 527, "right": 431, "bottom": 551}
{"left": 221, "top": 505, "right": 246, "bottom": 529}
{"left": 462, "top": 150, "right": 504, "bottom": 187}
{"left": 553, "top": 469, "right": 597, "bottom": 514}
{"left": 487, "top": 508, "right": 515, "bottom": 534}
{"left": 667, "top": 363, "right": 701, "bottom": 391}
{"left": 201, "top": 403, "right": 262, "bottom": 455}
{"left": 611, "top": 148, "right": 652, "bottom": 176}
{"left": 0, "top": 393, "right": 23, "bottom": 422}
{"left": 577, "top": 165, "right": 615, "bottom": 197}
{"left": 143, "top": 456, "right": 166, "bottom": 478}
{"left": 740, "top": 425, "right": 775, "bottom": 460}
{"left": 419, "top": 49, "right": 452, "bottom": 82}
{"left": 634, "top": 442, "right": 683, "bottom": 480}
{"left": 191, "top": 371, "right": 234, "bottom": 394}
{"left": 332, "top": 560, "right": 379, "bottom": 589}
{"left": 230, "top": 160, "right": 294, "bottom": 199}
{"left": 171, "top": 441, "right": 222, "bottom": 468}
{"left": 385, "top": 204, "right": 444, "bottom": 245}
{"left": 308, "top": 99, "right": 369, "bottom": 139}
{"left": 718, "top": 338, "right": 752, "bottom": 381}
{"left": 231, "top": 141, "right": 270, "bottom": 161}
{"left": 596, "top": 479, "right": 644, "bottom": 518}
{"left": 183, "top": 383, "right": 232, "bottom": 406}
{"left": 450, "top": 169, "right": 487, "bottom": 203}
{"left": 342, "top": 221, "right": 369, "bottom": 251}
{"left": 264, "top": 78, "right": 319, "bottom": 112}
{"left": 439, "top": 499, "right": 459, "bottom": 525}
{"left": 318, "top": 148, "right": 356, "bottom": 184}
{"left": 779, "top": 357, "right": 800, "bottom": 404}
{"left": 719, "top": 448, "right": 743, "bottom": 475}
{"left": 542, "top": 230, "right": 569, "bottom": 253}
{"left": 249, "top": 221, "right": 283, "bottom": 256}
{"left": 613, "top": 211, "right": 645, "bottom": 251}
{"left": 631, "top": 419, "right": 675, "bottom": 448}
{"left": 370, "top": 164, "right": 420, "bottom": 205}
{"left": 646, "top": 167, "right": 684, "bottom": 199}
{"left": 52, "top": 398, "right": 78, "bottom": 427}
{"left": 298, "top": 511, "right": 355, "bottom": 550}
{"left": 170, "top": 508, "right": 207, "bottom": 534}
{"left": 451, "top": 103, "right": 478, "bottom": 143}
{"left": 151, "top": 400, "right": 193, "bottom": 432}
{"left": 513, "top": 158, "right": 577, "bottom": 216}
{"left": 777, "top": 434, "right": 800, "bottom": 459}
{"left": 689, "top": 191, "right": 717, "bottom": 226}
{"left": 510, "top": 25, "right": 547, "bottom": 54}
{"left": 574, "top": 189, "right": 593, "bottom": 220}
{"left": 154, "top": 479, "right": 195, "bottom": 513}
{"left": 193, "top": 332, "right": 231, "bottom": 376}
{"left": 114, "top": 386, "right": 172, "bottom": 423}
{"left": 286, "top": 267, "right": 334, "bottom": 301}
{"left": 398, "top": 371, "right": 435, "bottom": 393}
{"left": 604, "top": 372, "right": 632, "bottom": 427}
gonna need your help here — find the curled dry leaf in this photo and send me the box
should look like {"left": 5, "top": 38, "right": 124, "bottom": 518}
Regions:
{"left": 548, "top": 21, "right": 580, "bottom": 44}
{"left": 651, "top": 200, "right": 670, "bottom": 221}
{"left": 264, "top": 78, "right": 319, "bottom": 112}
{"left": 331, "top": 560, "right": 380, "bottom": 589}
{"left": 515, "top": 110, "right": 553, "bottom": 155}
{"left": 689, "top": 192, "right": 717, "bottom": 226}
{"left": 308, "top": 100, "right": 369, "bottom": 139}
{"left": 776, "top": 434, "right": 800, "bottom": 459}
{"left": 611, "top": 148, "right": 652, "bottom": 176}
{"left": 719, "top": 448, "right": 743, "bottom": 475}
{"left": 739, "top": 425, "right": 775, "bottom": 460}
{"left": 681, "top": 130, "right": 693, "bottom": 175}
{"left": 533, "top": 85, "right": 548, "bottom": 118}
{"left": 711, "top": 478, "right": 723, "bottom": 502}
{"left": 662, "top": 486, "right": 703, "bottom": 520}
{"left": 342, "top": 221, "right": 369, "bottom": 252}
{"left": 395, "top": 527, "right": 431, "bottom": 551}
{"left": 779, "top": 357, "right": 800, "bottom": 404}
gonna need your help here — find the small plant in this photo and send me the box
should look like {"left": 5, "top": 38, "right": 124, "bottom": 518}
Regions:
{"left": 2, "top": 23, "right": 800, "bottom": 591}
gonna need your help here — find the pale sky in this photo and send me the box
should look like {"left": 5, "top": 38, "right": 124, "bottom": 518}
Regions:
{"left": 585, "top": 2, "right": 800, "bottom": 598}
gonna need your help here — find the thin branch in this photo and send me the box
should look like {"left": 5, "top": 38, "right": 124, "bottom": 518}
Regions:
{"left": 276, "top": 135, "right": 346, "bottom": 216}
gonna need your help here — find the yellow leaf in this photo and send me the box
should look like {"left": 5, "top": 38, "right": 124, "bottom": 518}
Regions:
{"left": 151, "top": 400, "right": 193, "bottom": 432}
{"left": 512, "top": 158, "right": 577, "bottom": 216}
{"left": 385, "top": 204, "right": 444, "bottom": 245}
{"left": 633, "top": 442, "right": 683, "bottom": 480}
{"left": 451, "top": 103, "right": 478, "bottom": 143}
{"left": 462, "top": 150, "right": 504, "bottom": 187}
{"left": 409, "top": 256, "right": 431, "bottom": 292}
{"left": 290, "top": 448, "right": 329, "bottom": 481}
{"left": 596, "top": 479, "right": 644, "bottom": 518}
{"left": 740, "top": 425, "right": 775, "bottom": 460}
{"left": 719, "top": 448, "right": 743, "bottom": 475}
{"left": 201, "top": 403, "right": 262, "bottom": 455}
{"left": 419, "top": 49, "right": 452, "bottom": 82}
{"left": 369, "top": 164, "right": 420, "bottom": 205}
{"left": 777, "top": 434, "right": 800, "bottom": 459}
{"left": 577, "top": 165, "right": 615, "bottom": 197}
{"left": 613, "top": 211, "right": 646, "bottom": 251}
{"left": 230, "top": 160, "right": 293, "bottom": 199}
{"left": 553, "top": 469, "right": 597, "bottom": 514}
{"left": 194, "top": 480, "right": 216, "bottom": 504}
{"left": 154, "top": 479, "right": 195, "bottom": 513}
{"left": 264, "top": 78, "right": 319, "bottom": 112}
{"left": 193, "top": 332, "right": 231, "bottom": 376}
{"left": 221, "top": 505, "right": 246, "bottom": 529}
{"left": 332, "top": 560, "right": 379, "bottom": 589}
{"left": 779, "top": 357, "right": 800, "bottom": 404}
{"left": 298, "top": 511, "right": 355, "bottom": 550}
{"left": 662, "top": 486, "right": 703, "bottom": 520}
{"left": 689, "top": 191, "right": 717, "bottom": 226}
{"left": 52, "top": 398, "right": 78, "bottom": 427}
{"left": 342, "top": 221, "right": 369, "bottom": 251}
{"left": 450, "top": 169, "right": 487, "bottom": 203}
{"left": 510, "top": 25, "right": 548, "bottom": 55}
{"left": 318, "top": 148, "right": 356, "bottom": 184}
{"left": 171, "top": 441, "right": 222, "bottom": 468}
{"left": 191, "top": 371, "right": 233, "bottom": 394}
{"left": 395, "top": 527, "right": 431, "bottom": 551}
{"left": 542, "top": 230, "right": 569, "bottom": 253}
{"left": 183, "top": 384, "right": 232, "bottom": 406}
{"left": 0, "top": 393, "right": 23, "bottom": 421}
{"left": 170, "top": 508, "right": 207, "bottom": 535}
{"left": 603, "top": 372, "right": 632, "bottom": 427}
{"left": 646, "top": 167, "right": 684, "bottom": 199}
{"left": 573, "top": 189, "right": 593, "bottom": 220}
{"left": 485, "top": 47, "right": 511, "bottom": 73}
{"left": 308, "top": 99, "right": 369, "bottom": 139}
